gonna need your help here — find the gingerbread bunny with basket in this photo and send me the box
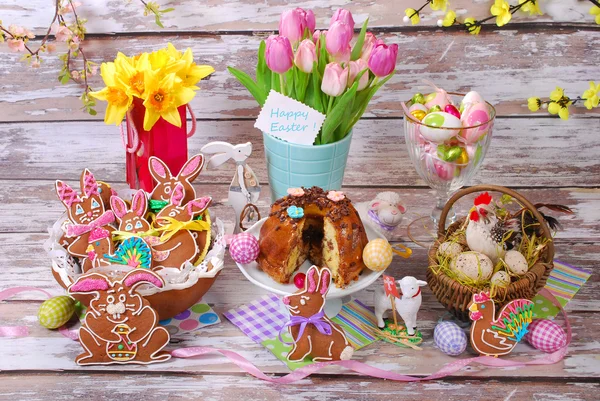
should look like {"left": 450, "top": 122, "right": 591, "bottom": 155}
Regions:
{"left": 68, "top": 269, "right": 171, "bottom": 365}
{"left": 282, "top": 266, "right": 354, "bottom": 362}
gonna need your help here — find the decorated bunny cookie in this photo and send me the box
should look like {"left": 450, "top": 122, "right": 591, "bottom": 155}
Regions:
{"left": 281, "top": 266, "right": 354, "bottom": 362}
{"left": 68, "top": 269, "right": 171, "bottom": 365}
{"left": 148, "top": 154, "right": 205, "bottom": 206}
{"left": 55, "top": 169, "right": 115, "bottom": 272}
{"left": 152, "top": 183, "right": 212, "bottom": 270}
{"left": 111, "top": 190, "right": 151, "bottom": 234}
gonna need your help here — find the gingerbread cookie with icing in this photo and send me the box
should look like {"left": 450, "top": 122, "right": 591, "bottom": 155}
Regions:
{"left": 68, "top": 269, "right": 171, "bottom": 365}
{"left": 281, "top": 266, "right": 354, "bottom": 362}
{"left": 149, "top": 154, "right": 205, "bottom": 205}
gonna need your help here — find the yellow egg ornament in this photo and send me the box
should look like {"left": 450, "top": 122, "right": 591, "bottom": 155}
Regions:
{"left": 38, "top": 295, "right": 76, "bottom": 329}
{"left": 363, "top": 239, "right": 394, "bottom": 272}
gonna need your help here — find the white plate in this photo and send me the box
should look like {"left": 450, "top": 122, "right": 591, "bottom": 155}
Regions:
{"left": 235, "top": 217, "right": 387, "bottom": 299}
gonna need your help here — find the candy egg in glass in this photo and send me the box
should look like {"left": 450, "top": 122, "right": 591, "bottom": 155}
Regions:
{"left": 404, "top": 91, "right": 496, "bottom": 232}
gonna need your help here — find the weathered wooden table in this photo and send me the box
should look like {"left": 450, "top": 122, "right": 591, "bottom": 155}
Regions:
{"left": 1, "top": 1, "right": 599, "bottom": 399}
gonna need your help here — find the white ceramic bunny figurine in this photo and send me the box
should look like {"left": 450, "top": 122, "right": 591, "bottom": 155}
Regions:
{"left": 201, "top": 142, "right": 260, "bottom": 233}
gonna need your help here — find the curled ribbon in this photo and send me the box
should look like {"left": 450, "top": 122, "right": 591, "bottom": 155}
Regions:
{"left": 65, "top": 211, "right": 115, "bottom": 238}
{"left": 278, "top": 310, "right": 332, "bottom": 345}
{"left": 154, "top": 217, "right": 210, "bottom": 242}
{"left": 111, "top": 229, "right": 160, "bottom": 242}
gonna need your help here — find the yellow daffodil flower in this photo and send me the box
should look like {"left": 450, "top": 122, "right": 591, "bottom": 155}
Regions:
{"left": 591, "top": 6, "right": 600, "bottom": 25}
{"left": 583, "top": 81, "right": 600, "bottom": 110}
{"left": 115, "top": 52, "right": 150, "bottom": 98}
{"left": 520, "top": 0, "right": 542, "bottom": 16}
{"left": 404, "top": 8, "right": 420, "bottom": 25}
{"left": 430, "top": 0, "right": 448, "bottom": 12}
{"left": 142, "top": 71, "right": 196, "bottom": 130}
{"left": 491, "top": 0, "right": 512, "bottom": 27}
{"left": 441, "top": 10, "right": 456, "bottom": 27}
{"left": 527, "top": 97, "right": 541, "bottom": 112}
{"left": 550, "top": 87, "right": 565, "bottom": 102}
{"left": 89, "top": 62, "right": 132, "bottom": 125}
{"left": 176, "top": 47, "right": 215, "bottom": 88}
{"left": 464, "top": 18, "right": 481, "bottom": 35}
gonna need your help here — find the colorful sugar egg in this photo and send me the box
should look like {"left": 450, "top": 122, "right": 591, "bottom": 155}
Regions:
{"left": 460, "top": 102, "right": 491, "bottom": 143}
{"left": 426, "top": 153, "right": 459, "bottom": 181}
{"left": 293, "top": 273, "right": 306, "bottom": 289}
{"left": 38, "top": 295, "right": 76, "bottom": 329}
{"left": 524, "top": 319, "right": 567, "bottom": 353}
{"left": 424, "top": 89, "right": 451, "bottom": 109}
{"left": 229, "top": 232, "right": 260, "bottom": 264}
{"left": 420, "top": 112, "right": 462, "bottom": 143}
{"left": 451, "top": 251, "right": 493, "bottom": 283}
{"left": 434, "top": 321, "right": 467, "bottom": 356}
{"left": 444, "top": 104, "right": 461, "bottom": 119}
{"left": 363, "top": 238, "right": 393, "bottom": 272}
{"left": 460, "top": 91, "right": 485, "bottom": 113}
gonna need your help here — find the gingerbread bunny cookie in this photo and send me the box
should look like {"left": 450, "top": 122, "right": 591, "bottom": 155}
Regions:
{"left": 149, "top": 154, "right": 205, "bottom": 206}
{"left": 111, "top": 190, "right": 151, "bottom": 234}
{"left": 152, "top": 183, "right": 212, "bottom": 270}
{"left": 282, "top": 266, "right": 354, "bottom": 362}
{"left": 55, "top": 169, "right": 115, "bottom": 272}
{"left": 68, "top": 269, "right": 171, "bottom": 365}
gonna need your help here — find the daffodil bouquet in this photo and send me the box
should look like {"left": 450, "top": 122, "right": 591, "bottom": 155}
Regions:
{"left": 91, "top": 43, "right": 214, "bottom": 131}
{"left": 90, "top": 44, "right": 214, "bottom": 191}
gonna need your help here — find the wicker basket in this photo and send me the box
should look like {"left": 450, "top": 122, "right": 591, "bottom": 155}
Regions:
{"left": 427, "top": 185, "right": 555, "bottom": 322}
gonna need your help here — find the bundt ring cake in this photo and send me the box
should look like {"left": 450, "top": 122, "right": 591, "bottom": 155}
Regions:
{"left": 257, "top": 187, "right": 369, "bottom": 288}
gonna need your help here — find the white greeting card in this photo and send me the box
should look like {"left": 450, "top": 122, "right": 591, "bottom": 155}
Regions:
{"left": 254, "top": 90, "right": 326, "bottom": 146}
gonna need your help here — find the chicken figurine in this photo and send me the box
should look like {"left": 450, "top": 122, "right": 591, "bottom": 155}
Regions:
{"left": 468, "top": 291, "right": 534, "bottom": 356}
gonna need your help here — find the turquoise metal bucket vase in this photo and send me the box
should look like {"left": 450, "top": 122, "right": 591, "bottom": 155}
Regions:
{"left": 263, "top": 131, "right": 353, "bottom": 201}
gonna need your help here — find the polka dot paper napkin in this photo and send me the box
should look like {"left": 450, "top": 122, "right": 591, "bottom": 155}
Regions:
{"left": 159, "top": 301, "right": 220, "bottom": 337}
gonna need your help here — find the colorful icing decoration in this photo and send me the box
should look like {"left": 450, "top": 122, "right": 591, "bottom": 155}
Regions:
{"left": 281, "top": 266, "right": 354, "bottom": 362}
{"left": 229, "top": 232, "right": 260, "bottom": 264}
{"left": 104, "top": 237, "right": 153, "bottom": 269}
{"left": 434, "top": 321, "right": 467, "bottom": 356}
{"left": 38, "top": 296, "right": 76, "bottom": 329}
{"left": 524, "top": 319, "right": 567, "bottom": 353}
{"left": 287, "top": 205, "right": 304, "bottom": 219}
{"left": 327, "top": 191, "right": 345, "bottom": 202}
{"left": 468, "top": 291, "right": 534, "bottom": 356}
{"left": 287, "top": 187, "right": 305, "bottom": 197}
{"left": 68, "top": 269, "right": 171, "bottom": 365}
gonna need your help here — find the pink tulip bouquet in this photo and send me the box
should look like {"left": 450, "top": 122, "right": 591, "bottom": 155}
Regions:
{"left": 228, "top": 8, "right": 398, "bottom": 145}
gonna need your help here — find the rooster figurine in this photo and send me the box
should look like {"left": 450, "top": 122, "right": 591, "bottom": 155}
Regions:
{"left": 465, "top": 192, "right": 573, "bottom": 263}
{"left": 468, "top": 291, "right": 534, "bottom": 356}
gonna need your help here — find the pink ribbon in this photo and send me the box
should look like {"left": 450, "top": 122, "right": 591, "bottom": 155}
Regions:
{"left": 65, "top": 210, "right": 115, "bottom": 238}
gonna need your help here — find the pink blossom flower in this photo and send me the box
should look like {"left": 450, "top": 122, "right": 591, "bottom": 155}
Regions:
{"left": 360, "top": 32, "right": 377, "bottom": 62}
{"left": 330, "top": 9, "right": 355, "bottom": 31}
{"left": 54, "top": 25, "right": 73, "bottom": 42}
{"left": 347, "top": 59, "right": 369, "bottom": 91}
{"left": 294, "top": 39, "right": 316, "bottom": 73}
{"left": 60, "top": 1, "right": 81, "bottom": 14}
{"left": 368, "top": 40, "right": 398, "bottom": 77}
{"left": 327, "top": 191, "right": 345, "bottom": 202}
{"left": 71, "top": 70, "right": 80, "bottom": 80}
{"left": 69, "top": 36, "right": 80, "bottom": 51}
{"left": 326, "top": 21, "right": 353, "bottom": 56}
{"left": 31, "top": 59, "right": 41, "bottom": 68}
{"left": 8, "top": 24, "right": 34, "bottom": 39}
{"left": 287, "top": 187, "right": 305, "bottom": 197}
{"left": 265, "top": 35, "right": 293, "bottom": 74}
{"left": 47, "top": 43, "right": 57, "bottom": 53}
{"left": 7, "top": 39, "right": 25, "bottom": 52}
{"left": 321, "top": 63, "right": 348, "bottom": 97}
{"left": 90, "top": 65, "right": 99, "bottom": 76}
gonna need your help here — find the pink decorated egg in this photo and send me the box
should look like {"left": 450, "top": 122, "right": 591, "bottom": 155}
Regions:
{"left": 425, "top": 150, "right": 458, "bottom": 181}
{"left": 524, "top": 319, "right": 567, "bottom": 353}
{"left": 424, "top": 89, "right": 451, "bottom": 109}
{"left": 229, "top": 233, "right": 259, "bottom": 264}
{"left": 460, "top": 91, "right": 485, "bottom": 113}
{"left": 460, "top": 103, "right": 491, "bottom": 144}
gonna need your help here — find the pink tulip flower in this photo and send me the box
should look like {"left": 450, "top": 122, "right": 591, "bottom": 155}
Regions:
{"left": 347, "top": 59, "right": 369, "bottom": 91}
{"left": 294, "top": 39, "right": 317, "bottom": 73}
{"left": 368, "top": 40, "right": 398, "bottom": 77}
{"left": 265, "top": 35, "right": 294, "bottom": 74}
{"left": 326, "top": 21, "right": 353, "bottom": 58}
{"left": 279, "top": 9, "right": 304, "bottom": 44}
{"left": 330, "top": 9, "right": 355, "bottom": 31}
{"left": 321, "top": 63, "right": 348, "bottom": 97}
{"left": 360, "top": 32, "right": 377, "bottom": 62}
{"left": 331, "top": 45, "right": 351, "bottom": 64}
{"left": 298, "top": 8, "right": 316, "bottom": 33}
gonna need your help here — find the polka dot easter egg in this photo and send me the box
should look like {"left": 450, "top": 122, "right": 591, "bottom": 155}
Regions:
{"left": 420, "top": 112, "right": 462, "bottom": 143}
{"left": 524, "top": 319, "right": 567, "bottom": 353}
{"left": 434, "top": 321, "right": 467, "bottom": 356}
{"left": 38, "top": 295, "right": 76, "bottom": 329}
{"left": 363, "top": 238, "right": 393, "bottom": 272}
{"left": 229, "top": 232, "right": 260, "bottom": 264}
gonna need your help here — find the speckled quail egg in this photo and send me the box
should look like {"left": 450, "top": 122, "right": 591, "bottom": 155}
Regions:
{"left": 491, "top": 271, "right": 511, "bottom": 287}
{"left": 504, "top": 250, "right": 528, "bottom": 276}
{"left": 450, "top": 251, "right": 493, "bottom": 283}
{"left": 437, "top": 241, "right": 463, "bottom": 260}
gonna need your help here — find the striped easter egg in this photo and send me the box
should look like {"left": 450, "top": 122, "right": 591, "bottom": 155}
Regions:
{"left": 434, "top": 321, "right": 467, "bottom": 356}
{"left": 38, "top": 296, "right": 76, "bottom": 329}
{"left": 524, "top": 319, "right": 567, "bottom": 353}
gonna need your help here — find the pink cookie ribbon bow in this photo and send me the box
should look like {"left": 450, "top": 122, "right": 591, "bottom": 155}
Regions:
{"left": 65, "top": 210, "right": 115, "bottom": 238}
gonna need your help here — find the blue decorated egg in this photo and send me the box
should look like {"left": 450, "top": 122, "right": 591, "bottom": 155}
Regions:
{"left": 420, "top": 112, "right": 462, "bottom": 143}
{"left": 524, "top": 319, "right": 567, "bottom": 353}
{"left": 434, "top": 321, "right": 467, "bottom": 356}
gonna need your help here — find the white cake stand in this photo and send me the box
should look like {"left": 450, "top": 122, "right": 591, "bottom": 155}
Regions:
{"left": 235, "top": 218, "right": 388, "bottom": 317}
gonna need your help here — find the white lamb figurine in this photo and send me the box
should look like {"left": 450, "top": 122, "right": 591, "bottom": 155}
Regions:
{"left": 373, "top": 276, "right": 427, "bottom": 336}
{"left": 355, "top": 192, "right": 406, "bottom": 239}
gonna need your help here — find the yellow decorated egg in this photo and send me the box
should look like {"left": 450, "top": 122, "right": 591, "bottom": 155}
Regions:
{"left": 38, "top": 296, "right": 76, "bottom": 329}
{"left": 363, "top": 239, "right": 393, "bottom": 272}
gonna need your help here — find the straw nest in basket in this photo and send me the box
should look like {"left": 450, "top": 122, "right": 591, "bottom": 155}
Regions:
{"left": 426, "top": 185, "right": 573, "bottom": 322}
